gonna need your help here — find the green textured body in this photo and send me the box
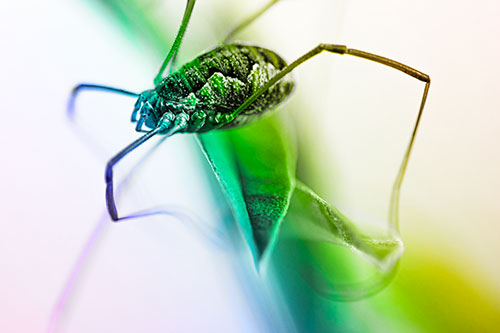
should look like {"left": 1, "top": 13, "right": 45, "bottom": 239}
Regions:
{"left": 152, "top": 43, "right": 294, "bottom": 132}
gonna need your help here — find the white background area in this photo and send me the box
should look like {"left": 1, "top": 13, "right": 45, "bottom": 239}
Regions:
{"left": 1, "top": 0, "right": 499, "bottom": 332}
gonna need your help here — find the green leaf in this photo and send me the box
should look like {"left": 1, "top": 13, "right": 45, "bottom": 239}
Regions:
{"left": 198, "top": 112, "right": 296, "bottom": 263}
{"left": 278, "top": 180, "right": 404, "bottom": 300}
{"left": 96, "top": 0, "right": 405, "bottom": 287}
{"left": 288, "top": 181, "right": 403, "bottom": 269}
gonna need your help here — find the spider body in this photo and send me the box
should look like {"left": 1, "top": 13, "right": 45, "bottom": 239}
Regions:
{"left": 68, "top": 0, "right": 429, "bottom": 224}
{"left": 133, "top": 44, "right": 294, "bottom": 133}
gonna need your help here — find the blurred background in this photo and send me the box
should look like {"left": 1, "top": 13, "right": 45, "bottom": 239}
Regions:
{"left": 1, "top": 0, "right": 499, "bottom": 331}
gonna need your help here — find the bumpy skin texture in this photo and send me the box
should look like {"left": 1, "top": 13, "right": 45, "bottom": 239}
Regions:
{"left": 155, "top": 43, "right": 294, "bottom": 132}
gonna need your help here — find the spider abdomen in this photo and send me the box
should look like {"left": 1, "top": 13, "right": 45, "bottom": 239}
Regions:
{"left": 156, "top": 43, "right": 294, "bottom": 132}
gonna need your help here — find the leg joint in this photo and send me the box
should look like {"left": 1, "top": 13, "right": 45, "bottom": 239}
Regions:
{"left": 319, "top": 43, "right": 347, "bottom": 54}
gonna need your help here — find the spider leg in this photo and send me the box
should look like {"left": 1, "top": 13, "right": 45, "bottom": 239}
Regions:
{"left": 225, "top": 43, "right": 430, "bottom": 229}
{"left": 105, "top": 113, "right": 189, "bottom": 221}
{"left": 220, "top": 0, "right": 279, "bottom": 44}
{"left": 154, "top": 0, "right": 196, "bottom": 84}
{"left": 159, "top": 0, "right": 280, "bottom": 76}
{"left": 67, "top": 83, "right": 139, "bottom": 119}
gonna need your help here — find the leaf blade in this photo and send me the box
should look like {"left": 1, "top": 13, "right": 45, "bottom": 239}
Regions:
{"left": 198, "top": 113, "right": 296, "bottom": 263}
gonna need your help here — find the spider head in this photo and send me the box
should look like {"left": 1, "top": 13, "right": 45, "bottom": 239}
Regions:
{"left": 131, "top": 89, "right": 161, "bottom": 132}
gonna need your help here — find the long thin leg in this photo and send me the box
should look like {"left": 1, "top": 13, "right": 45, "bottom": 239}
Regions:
{"left": 224, "top": 43, "right": 430, "bottom": 230}
{"left": 67, "top": 83, "right": 139, "bottom": 119}
{"left": 47, "top": 131, "right": 224, "bottom": 332}
{"left": 105, "top": 114, "right": 189, "bottom": 221}
{"left": 154, "top": 0, "right": 196, "bottom": 84}
{"left": 106, "top": 127, "right": 162, "bottom": 221}
{"left": 220, "top": 0, "right": 279, "bottom": 44}
{"left": 169, "top": 0, "right": 278, "bottom": 72}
